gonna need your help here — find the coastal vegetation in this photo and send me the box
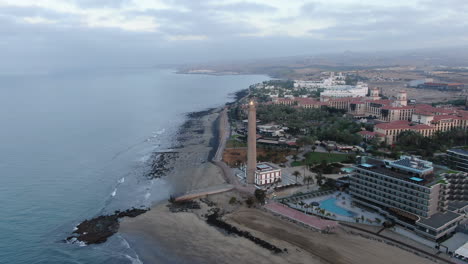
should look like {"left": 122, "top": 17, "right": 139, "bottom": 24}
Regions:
{"left": 291, "top": 152, "right": 355, "bottom": 166}
{"left": 255, "top": 104, "right": 362, "bottom": 145}
{"left": 394, "top": 129, "right": 468, "bottom": 157}
{"left": 432, "top": 98, "right": 466, "bottom": 107}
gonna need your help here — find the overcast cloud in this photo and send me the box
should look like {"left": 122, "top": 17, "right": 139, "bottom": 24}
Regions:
{"left": 0, "top": 0, "right": 467, "bottom": 72}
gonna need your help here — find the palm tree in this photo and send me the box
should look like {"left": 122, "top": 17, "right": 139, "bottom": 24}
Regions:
{"left": 311, "top": 145, "right": 317, "bottom": 153}
{"left": 304, "top": 176, "right": 314, "bottom": 189}
{"left": 298, "top": 201, "right": 305, "bottom": 210}
{"left": 292, "top": 154, "right": 299, "bottom": 162}
{"left": 292, "top": 171, "right": 301, "bottom": 184}
{"left": 316, "top": 171, "right": 324, "bottom": 186}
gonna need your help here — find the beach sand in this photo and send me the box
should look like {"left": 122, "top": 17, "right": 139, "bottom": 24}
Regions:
{"left": 119, "top": 107, "right": 432, "bottom": 264}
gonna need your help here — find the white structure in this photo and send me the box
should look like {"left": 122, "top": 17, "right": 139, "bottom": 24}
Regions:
{"left": 320, "top": 82, "right": 369, "bottom": 98}
{"left": 255, "top": 162, "right": 282, "bottom": 186}
{"left": 294, "top": 72, "right": 346, "bottom": 90}
{"left": 455, "top": 242, "right": 468, "bottom": 261}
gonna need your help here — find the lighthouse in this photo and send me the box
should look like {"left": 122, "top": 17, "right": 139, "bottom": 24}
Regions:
{"left": 246, "top": 99, "right": 257, "bottom": 184}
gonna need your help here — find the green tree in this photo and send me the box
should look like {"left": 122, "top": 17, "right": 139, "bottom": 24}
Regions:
{"left": 304, "top": 176, "right": 314, "bottom": 189}
{"left": 245, "top": 197, "right": 254, "bottom": 208}
{"left": 254, "top": 189, "right": 266, "bottom": 204}
{"left": 292, "top": 171, "right": 301, "bottom": 184}
{"left": 316, "top": 171, "right": 324, "bottom": 186}
{"left": 292, "top": 154, "right": 299, "bottom": 162}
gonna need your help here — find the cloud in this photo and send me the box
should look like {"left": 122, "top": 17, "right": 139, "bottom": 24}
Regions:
{"left": 0, "top": 0, "right": 466, "bottom": 72}
{"left": 22, "top": 16, "right": 57, "bottom": 24}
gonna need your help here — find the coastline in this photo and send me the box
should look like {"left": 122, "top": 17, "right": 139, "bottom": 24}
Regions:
{"left": 118, "top": 89, "right": 432, "bottom": 264}
{"left": 119, "top": 105, "right": 235, "bottom": 263}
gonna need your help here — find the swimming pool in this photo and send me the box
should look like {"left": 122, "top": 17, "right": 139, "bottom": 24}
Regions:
{"left": 341, "top": 167, "right": 354, "bottom": 173}
{"left": 320, "top": 198, "right": 355, "bottom": 217}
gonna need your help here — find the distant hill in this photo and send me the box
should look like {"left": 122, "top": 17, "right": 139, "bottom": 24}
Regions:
{"left": 177, "top": 46, "right": 468, "bottom": 79}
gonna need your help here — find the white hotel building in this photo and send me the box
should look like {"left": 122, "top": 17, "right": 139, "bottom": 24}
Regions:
{"left": 320, "top": 82, "right": 369, "bottom": 98}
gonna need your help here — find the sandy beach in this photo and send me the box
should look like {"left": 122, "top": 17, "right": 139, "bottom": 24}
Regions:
{"left": 119, "top": 106, "right": 433, "bottom": 264}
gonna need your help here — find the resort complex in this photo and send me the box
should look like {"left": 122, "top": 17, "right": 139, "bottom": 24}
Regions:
{"left": 222, "top": 74, "right": 468, "bottom": 262}
{"left": 350, "top": 155, "right": 466, "bottom": 241}
{"left": 260, "top": 73, "right": 468, "bottom": 145}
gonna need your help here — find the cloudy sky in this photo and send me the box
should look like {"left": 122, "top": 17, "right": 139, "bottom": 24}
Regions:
{"left": 0, "top": 0, "right": 467, "bottom": 71}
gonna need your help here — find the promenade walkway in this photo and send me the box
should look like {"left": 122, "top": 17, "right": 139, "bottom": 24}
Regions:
{"left": 213, "top": 107, "right": 255, "bottom": 194}
{"left": 174, "top": 184, "right": 234, "bottom": 202}
{"left": 265, "top": 202, "right": 338, "bottom": 231}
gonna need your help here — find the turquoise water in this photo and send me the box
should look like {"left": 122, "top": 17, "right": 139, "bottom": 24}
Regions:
{"left": 0, "top": 68, "right": 267, "bottom": 263}
{"left": 320, "top": 198, "right": 355, "bottom": 217}
{"left": 341, "top": 167, "right": 354, "bottom": 173}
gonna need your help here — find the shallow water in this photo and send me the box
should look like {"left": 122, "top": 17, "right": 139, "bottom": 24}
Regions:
{"left": 0, "top": 68, "right": 267, "bottom": 263}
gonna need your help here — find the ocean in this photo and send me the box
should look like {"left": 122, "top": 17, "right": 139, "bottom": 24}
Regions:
{"left": 0, "top": 68, "right": 267, "bottom": 263}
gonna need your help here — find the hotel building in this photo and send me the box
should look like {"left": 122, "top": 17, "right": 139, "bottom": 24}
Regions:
{"left": 447, "top": 149, "right": 468, "bottom": 173}
{"left": 350, "top": 156, "right": 466, "bottom": 241}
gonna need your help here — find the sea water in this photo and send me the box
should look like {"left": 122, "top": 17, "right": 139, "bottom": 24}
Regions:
{"left": 0, "top": 68, "right": 267, "bottom": 263}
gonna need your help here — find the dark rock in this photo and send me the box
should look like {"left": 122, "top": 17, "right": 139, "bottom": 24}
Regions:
{"left": 167, "top": 200, "right": 201, "bottom": 213}
{"left": 66, "top": 208, "right": 148, "bottom": 245}
{"left": 206, "top": 211, "right": 283, "bottom": 254}
{"left": 147, "top": 152, "right": 178, "bottom": 179}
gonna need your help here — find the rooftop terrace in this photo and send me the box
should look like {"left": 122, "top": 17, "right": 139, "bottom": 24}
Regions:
{"left": 256, "top": 162, "right": 280, "bottom": 172}
{"left": 355, "top": 158, "right": 436, "bottom": 186}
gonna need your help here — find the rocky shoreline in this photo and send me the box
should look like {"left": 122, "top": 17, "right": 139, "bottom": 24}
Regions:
{"left": 66, "top": 107, "right": 223, "bottom": 245}
{"left": 206, "top": 211, "right": 284, "bottom": 254}
{"left": 66, "top": 208, "right": 148, "bottom": 245}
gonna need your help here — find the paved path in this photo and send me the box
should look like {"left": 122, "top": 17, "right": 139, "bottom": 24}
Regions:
{"left": 213, "top": 107, "right": 255, "bottom": 194}
{"left": 175, "top": 184, "right": 234, "bottom": 202}
{"left": 265, "top": 202, "right": 338, "bottom": 231}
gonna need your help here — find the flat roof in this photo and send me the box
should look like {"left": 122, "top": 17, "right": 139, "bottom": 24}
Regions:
{"left": 448, "top": 149, "right": 468, "bottom": 156}
{"left": 418, "top": 211, "right": 462, "bottom": 229}
{"left": 256, "top": 162, "right": 280, "bottom": 171}
{"left": 355, "top": 158, "right": 435, "bottom": 186}
{"left": 441, "top": 232, "right": 468, "bottom": 252}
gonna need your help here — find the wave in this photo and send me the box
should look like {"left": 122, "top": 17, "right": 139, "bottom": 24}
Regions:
{"left": 110, "top": 128, "right": 166, "bottom": 161}
{"left": 120, "top": 236, "right": 143, "bottom": 264}
{"left": 66, "top": 237, "right": 87, "bottom": 247}
{"left": 118, "top": 177, "right": 125, "bottom": 184}
{"left": 111, "top": 189, "right": 117, "bottom": 197}
{"left": 153, "top": 128, "right": 165, "bottom": 135}
{"left": 125, "top": 254, "right": 143, "bottom": 264}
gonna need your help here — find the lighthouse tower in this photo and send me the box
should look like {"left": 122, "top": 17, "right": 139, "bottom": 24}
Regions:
{"left": 247, "top": 100, "right": 257, "bottom": 184}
